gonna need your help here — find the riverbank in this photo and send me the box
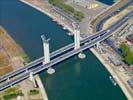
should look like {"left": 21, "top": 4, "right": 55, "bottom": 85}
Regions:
{"left": 0, "top": 26, "right": 45, "bottom": 100}
{"left": 20, "top": 0, "right": 75, "bottom": 34}
{"left": 90, "top": 48, "right": 133, "bottom": 100}
{"left": 0, "top": 26, "right": 27, "bottom": 75}
{"left": 0, "top": 26, "right": 27, "bottom": 99}
{"left": 35, "top": 75, "right": 48, "bottom": 100}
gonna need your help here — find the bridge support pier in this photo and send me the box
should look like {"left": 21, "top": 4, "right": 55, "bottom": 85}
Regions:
{"left": 47, "top": 67, "right": 55, "bottom": 74}
{"left": 78, "top": 52, "right": 86, "bottom": 59}
{"left": 7, "top": 77, "right": 10, "bottom": 82}
{"left": 41, "top": 35, "right": 50, "bottom": 65}
{"left": 29, "top": 72, "right": 37, "bottom": 87}
{"left": 96, "top": 41, "right": 102, "bottom": 53}
{"left": 96, "top": 41, "right": 100, "bottom": 50}
{"left": 25, "top": 69, "right": 28, "bottom": 73}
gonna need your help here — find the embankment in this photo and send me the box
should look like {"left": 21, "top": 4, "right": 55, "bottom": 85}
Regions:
{"left": 91, "top": 0, "right": 131, "bottom": 33}
{"left": 35, "top": 75, "right": 49, "bottom": 100}
{"left": 90, "top": 48, "right": 133, "bottom": 100}
{"left": 20, "top": 0, "right": 74, "bottom": 34}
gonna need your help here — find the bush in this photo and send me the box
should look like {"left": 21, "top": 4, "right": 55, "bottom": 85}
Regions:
{"left": 74, "top": 11, "right": 84, "bottom": 21}
{"left": 120, "top": 43, "right": 133, "bottom": 65}
{"left": 29, "top": 89, "right": 39, "bottom": 95}
{"left": 3, "top": 92, "right": 24, "bottom": 100}
{"left": 48, "top": 0, "right": 84, "bottom": 21}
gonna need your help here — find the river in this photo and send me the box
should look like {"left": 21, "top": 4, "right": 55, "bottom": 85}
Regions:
{"left": 0, "top": 0, "right": 127, "bottom": 100}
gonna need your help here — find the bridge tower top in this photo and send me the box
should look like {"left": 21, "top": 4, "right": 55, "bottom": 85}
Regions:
{"left": 41, "top": 34, "right": 50, "bottom": 64}
{"left": 41, "top": 35, "right": 50, "bottom": 43}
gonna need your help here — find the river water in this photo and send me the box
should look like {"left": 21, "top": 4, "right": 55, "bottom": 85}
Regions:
{"left": 0, "top": 0, "right": 127, "bottom": 100}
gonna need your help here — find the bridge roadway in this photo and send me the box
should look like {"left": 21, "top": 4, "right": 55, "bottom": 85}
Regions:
{"left": 0, "top": 11, "right": 132, "bottom": 91}
{"left": 0, "top": 9, "right": 132, "bottom": 83}
{"left": 0, "top": 1, "right": 132, "bottom": 83}
{"left": 0, "top": 29, "right": 107, "bottom": 83}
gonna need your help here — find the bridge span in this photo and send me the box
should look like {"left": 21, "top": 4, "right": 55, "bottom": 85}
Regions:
{"left": 0, "top": 10, "right": 132, "bottom": 91}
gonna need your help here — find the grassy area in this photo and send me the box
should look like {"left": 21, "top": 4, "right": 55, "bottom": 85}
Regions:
{"left": 90, "top": 18, "right": 98, "bottom": 27}
{"left": 49, "top": 0, "right": 84, "bottom": 21}
{"left": 16, "top": 43, "right": 31, "bottom": 63}
{"left": 3, "top": 91, "right": 24, "bottom": 100}
{"left": 29, "top": 89, "right": 39, "bottom": 95}
{"left": 120, "top": 43, "right": 133, "bottom": 65}
{"left": 0, "top": 86, "right": 24, "bottom": 100}
{"left": 127, "top": 5, "right": 133, "bottom": 10}
{"left": 23, "top": 54, "right": 31, "bottom": 63}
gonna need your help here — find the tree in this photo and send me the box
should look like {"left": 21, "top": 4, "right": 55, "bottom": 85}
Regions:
{"left": 120, "top": 43, "right": 133, "bottom": 65}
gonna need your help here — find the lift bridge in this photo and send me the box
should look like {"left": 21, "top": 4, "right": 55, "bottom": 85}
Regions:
{"left": 0, "top": 11, "right": 132, "bottom": 91}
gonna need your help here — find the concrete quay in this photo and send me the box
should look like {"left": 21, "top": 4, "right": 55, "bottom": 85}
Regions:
{"left": 90, "top": 48, "right": 133, "bottom": 100}
{"left": 35, "top": 75, "right": 49, "bottom": 100}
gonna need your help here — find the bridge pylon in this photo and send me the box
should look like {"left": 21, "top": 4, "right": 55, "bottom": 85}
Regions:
{"left": 74, "top": 28, "right": 80, "bottom": 50}
{"left": 96, "top": 41, "right": 102, "bottom": 53}
{"left": 41, "top": 35, "right": 55, "bottom": 74}
{"left": 41, "top": 35, "right": 50, "bottom": 65}
{"left": 96, "top": 41, "right": 100, "bottom": 50}
{"left": 73, "top": 28, "right": 86, "bottom": 59}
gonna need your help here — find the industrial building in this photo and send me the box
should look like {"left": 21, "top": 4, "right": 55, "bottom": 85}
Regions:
{"left": 108, "top": 55, "right": 121, "bottom": 66}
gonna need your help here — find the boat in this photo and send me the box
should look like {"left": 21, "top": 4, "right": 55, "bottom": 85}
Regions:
{"left": 52, "top": 19, "right": 56, "bottom": 22}
{"left": 109, "top": 76, "right": 117, "bottom": 86}
{"left": 63, "top": 26, "right": 67, "bottom": 30}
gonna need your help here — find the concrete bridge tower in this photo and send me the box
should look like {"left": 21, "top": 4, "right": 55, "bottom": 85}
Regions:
{"left": 74, "top": 28, "right": 80, "bottom": 50}
{"left": 41, "top": 35, "right": 50, "bottom": 65}
{"left": 96, "top": 41, "right": 100, "bottom": 50}
{"left": 74, "top": 27, "right": 86, "bottom": 59}
{"left": 41, "top": 35, "right": 55, "bottom": 74}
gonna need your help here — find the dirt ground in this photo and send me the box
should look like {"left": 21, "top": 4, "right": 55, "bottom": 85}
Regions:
{"left": 0, "top": 26, "right": 27, "bottom": 76}
{"left": 90, "top": 0, "right": 130, "bottom": 33}
{"left": 0, "top": 27, "right": 13, "bottom": 76}
{"left": 102, "top": 9, "right": 130, "bottom": 29}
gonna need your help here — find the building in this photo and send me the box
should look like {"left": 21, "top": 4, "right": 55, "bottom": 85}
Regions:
{"left": 108, "top": 55, "right": 121, "bottom": 66}
{"left": 127, "top": 79, "right": 133, "bottom": 88}
{"left": 126, "top": 34, "right": 133, "bottom": 44}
